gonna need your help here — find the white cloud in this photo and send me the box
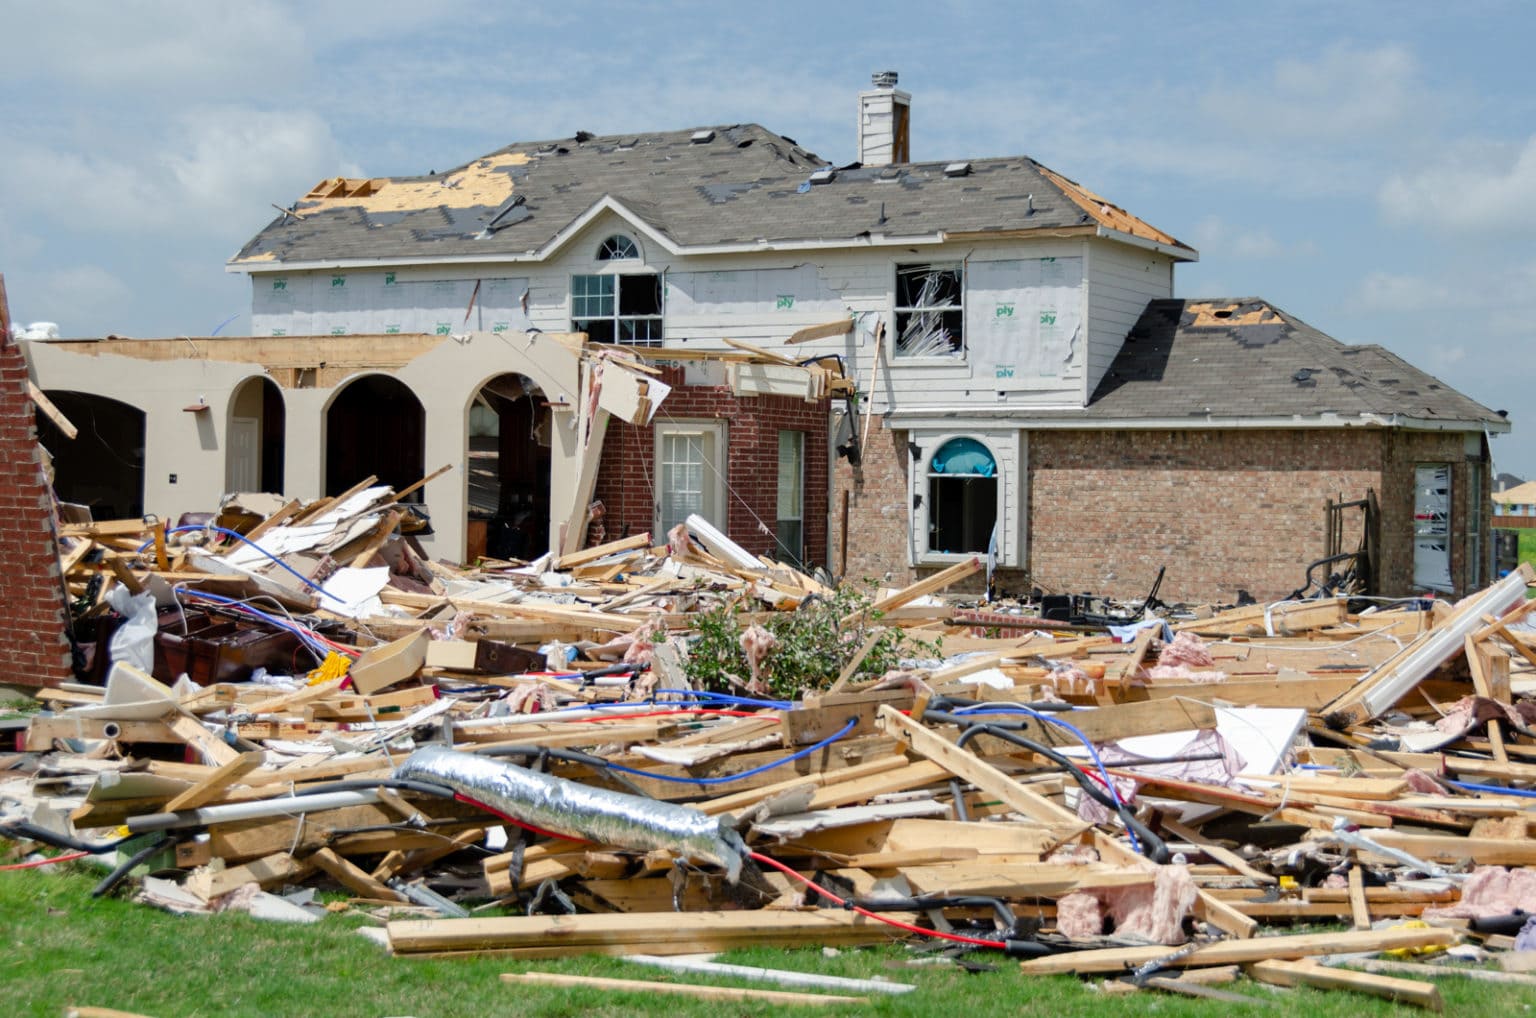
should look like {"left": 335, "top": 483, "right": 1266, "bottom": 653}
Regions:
{"left": 0, "top": 107, "right": 354, "bottom": 236}
{"left": 1351, "top": 270, "right": 1454, "bottom": 312}
{"left": 20, "top": 265, "right": 132, "bottom": 331}
{"left": 1188, "top": 216, "right": 1317, "bottom": 261}
{"left": 1379, "top": 135, "right": 1536, "bottom": 233}
{"left": 167, "top": 108, "right": 359, "bottom": 218}
{"left": 1200, "top": 45, "right": 1427, "bottom": 143}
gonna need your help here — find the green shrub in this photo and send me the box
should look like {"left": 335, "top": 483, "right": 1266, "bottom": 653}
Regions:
{"left": 683, "top": 584, "right": 941, "bottom": 700}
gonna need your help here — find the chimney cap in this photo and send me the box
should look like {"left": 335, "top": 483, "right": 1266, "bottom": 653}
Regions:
{"left": 871, "top": 70, "right": 899, "bottom": 88}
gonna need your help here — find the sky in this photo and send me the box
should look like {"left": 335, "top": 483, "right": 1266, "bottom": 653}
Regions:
{"left": 2, "top": 0, "right": 1533, "bottom": 478}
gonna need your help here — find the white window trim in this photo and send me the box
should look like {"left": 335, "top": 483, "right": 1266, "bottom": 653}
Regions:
{"left": 570, "top": 271, "right": 664, "bottom": 346}
{"left": 654, "top": 420, "right": 727, "bottom": 536}
{"left": 775, "top": 429, "right": 805, "bottom": 564}
{"left": 908, "top": 429, "right": 1023, "bottom": 568}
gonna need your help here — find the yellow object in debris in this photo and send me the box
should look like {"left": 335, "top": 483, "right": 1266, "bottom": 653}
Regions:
{"left": 1278, "top": 875, "right": 1299, "bottom": 891}
{"left": 306, "top": 651, "right": 351, "bottom": 686}
{"left": 1382, "top": 920, "right": 1448, "bottom": 958}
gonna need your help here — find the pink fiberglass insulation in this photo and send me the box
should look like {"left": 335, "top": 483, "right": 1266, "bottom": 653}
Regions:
{"left": 667, "top": 522, "right": 691, "bottom": 558}
{"left": 1099, "top": 864, "right": 1197, "bottom": 944}
{"left": 1055, "top": 892, "right": 1105, "bottom": 940}
{"left": 1424, "top": 866, "right": 1536, "bottom": 919}
{"left": 1058, "top": 866, "right": 1196, "bottom": 944}
{"left": 1158, "top": 631, "right": 1215, "bottom": 668}
{"left": 1147, "top": 664, "right": 1228, "bottom": 683}
{"left": 739, "top": 624, "right": 778, "bottom": 695}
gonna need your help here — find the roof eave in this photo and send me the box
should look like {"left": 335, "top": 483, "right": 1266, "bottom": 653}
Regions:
{"left": 1093, "top": 225, "right": 1199, "bottom": 262}
{"left": 886, "top": 408, "right": 1508, "bottom": 433}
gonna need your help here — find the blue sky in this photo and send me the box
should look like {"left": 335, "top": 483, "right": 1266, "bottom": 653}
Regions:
{"left": 3, "top": 0, "right": 1532, "bottom": 477}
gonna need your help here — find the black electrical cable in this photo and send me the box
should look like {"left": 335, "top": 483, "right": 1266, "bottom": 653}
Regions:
{"left": 91, "top": 834, "right": 182, "bottom": 898}
{"left": 925, "top": 707, "right": 1170, "bottom": 863}
{"left": 0, "top": 822, "right": 138, "bottom": 855}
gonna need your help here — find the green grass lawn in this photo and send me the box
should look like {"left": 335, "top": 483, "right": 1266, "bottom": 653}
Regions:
{"left": 5, "top": 866, "right": 1535, "bottom": 1017}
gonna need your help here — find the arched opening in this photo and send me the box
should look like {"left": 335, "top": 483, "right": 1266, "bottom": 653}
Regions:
{"left": 467, "top": 373, "right": 551, "bottom": 561}
{"left": 927, "top": 437, "right": 997, "bottom": 555}
{"left": 325, "top": 374, "right": 425, "bottom": 500}
{"left": 226, "top": 376, "right": 286, "bottom": 493}
{"left": 36, "top": 392, "right": 145, "bottom": 520}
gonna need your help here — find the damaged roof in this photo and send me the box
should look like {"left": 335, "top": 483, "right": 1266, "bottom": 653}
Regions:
{"left": 1048, "top": 298, "right": 1508, "bottom": 429}
{"left": 230, "top": 124, "right": 1188, "bottom": 268}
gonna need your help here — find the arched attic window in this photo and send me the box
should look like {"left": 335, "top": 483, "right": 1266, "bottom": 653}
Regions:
{"left": 596, "top": 234, "right": 639, "bottom": 261}
{"left": 927, "top": 438, "right": 997, "bottom": 554}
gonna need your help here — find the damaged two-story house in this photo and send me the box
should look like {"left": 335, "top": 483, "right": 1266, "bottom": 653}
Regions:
{"left": 24, "top": 73, "right": 1508, "bottom": 601}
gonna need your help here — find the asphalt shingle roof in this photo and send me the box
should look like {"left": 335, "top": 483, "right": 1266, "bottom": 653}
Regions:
{"left": 231, "top": 124, "right": 1185, "bottom": 266}
{"left": 1056, "top": 298, "right": 1505, "bottom": 427}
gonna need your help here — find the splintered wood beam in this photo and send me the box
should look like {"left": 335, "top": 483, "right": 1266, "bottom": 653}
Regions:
{"left": 310, "top": 847, "right": 407, "bottom": 902}
{"left": 162, "top": 751, "right": 265, "bottom": 812}
{"left": 386, "top": 463, "right": 453, "bottom": 506}
{"left": 1249, "top": 958, "right": 1443, "bottom": 1012}
{"left": 1017, "top": 926, "right": 1458, "bottom": 975}
{"left": 875, "top": 705, "right": 1085, "bottom": 833}
{"left": 164, "top": 713, "right": 241, "bottom": 767}
{"left": 784, "top": 318, "right": 855, "bottom": 345}
{"left": 28, "top": 380, "right": 78, "bottom": 439}
{"left": 846, "top": 556, "right": 981, "bottom": 626}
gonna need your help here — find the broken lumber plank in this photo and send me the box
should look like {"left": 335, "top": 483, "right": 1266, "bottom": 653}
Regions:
{"left": 1249, "top": 958, "right": 1443, "bottom": 1011}
{"left": 1017, "top": 925, "right": 1458, "bottom": 975}
{"left": 500, "top": 971, "right": 864, "bottom": 1006}
{"left": 163, "top": 713, "right": 240, "bottom": 767}
{"left": 161, "top": 751, "right": 265, "bottom": 812}
{"left": 1348, "top": 865, "right": 1371, "bottom": 930}
{"left": 846, "top": 557, "right": 980, "bottom": 625}
{"left": 875, "top": 705, "right": 1085, "bottom": 833}
{"left": 388, "top": 909, "right": 892, "bottom": 956}
{"left": 1340, "top": 958, "right": 1536, "bottom": 989}
{"left": 1175, "top": 599, "right": 1348, "bottom": 637}
{"left": 555, "top": 532, "right": 652, "bottom": 570}
{"left": 309, "top": 847, "right": 407, "bottom": 902}
{"left": 1160, "top": 818, "right": 1275, "bottom": 886}
{"left": 185, "top": 851, "right": 309, "bottom": 901}
{"left": 784, "top": 318, "right": 854, "bottom": 345}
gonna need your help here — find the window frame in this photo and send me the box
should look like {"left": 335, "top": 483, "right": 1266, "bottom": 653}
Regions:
{"left": 893, "top": 261, "right": 965, "bottom": 358}
{"left": 653, "top": 420, "right": 727, "bottom": 537}
{"left": 571, "top": 271, "right": 664, "bottom": 347}
{"left": 775, "top": 430, "right": 805, "bottom": 566}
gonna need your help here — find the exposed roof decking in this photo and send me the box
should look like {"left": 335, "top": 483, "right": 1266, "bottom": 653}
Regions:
{"left": 231, "top": 124, "right": 1190, "bottom": 268}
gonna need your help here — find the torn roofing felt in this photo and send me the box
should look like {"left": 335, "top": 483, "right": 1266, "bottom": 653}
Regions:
{"left": 1042, "top": 298, "right": 1506, "bottom": 427}
{"left": 230, "top": 124, "right": 1188, "bottom": 267}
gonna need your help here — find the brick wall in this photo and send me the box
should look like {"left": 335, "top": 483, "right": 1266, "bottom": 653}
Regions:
{"left": 1027, "top": 429, "right": 1386, "bottom": 603}
{"left": 0, "top": 277, "right": 73, "bottom": 687}
{"left": 832, "top": 415, "right": 911, "bottom": 583}
{"left": 832, "top": 423, "right": 1492, "bottom": 605}
{"left": 591, "top": 367, "right": 829, "bottom": 567}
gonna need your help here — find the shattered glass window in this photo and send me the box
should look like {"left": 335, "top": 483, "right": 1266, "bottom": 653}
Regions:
{"left": 895, "top": 262, "right": 964, "bottom": 357}
{"left": 572, "top": 273, "right": 663, "bottom": 347}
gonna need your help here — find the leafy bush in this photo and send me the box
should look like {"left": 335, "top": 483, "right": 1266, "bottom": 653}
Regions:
{"left": 683, "top": 583, "right": 941, "bottom": 700}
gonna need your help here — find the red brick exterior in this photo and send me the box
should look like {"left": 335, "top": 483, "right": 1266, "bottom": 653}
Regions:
{"left": 0, "top": 278, "right": 73, "bottom": 687}
{"left": 591, "top": 366, "right": 829, "bottom": 567}
{"left": 835, "top": 418, "right": 1492, "bottom": 604}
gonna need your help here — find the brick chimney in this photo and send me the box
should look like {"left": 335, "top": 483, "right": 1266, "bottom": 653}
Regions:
{"left": 858, "top": 71, "right": 910, "bottom": 166}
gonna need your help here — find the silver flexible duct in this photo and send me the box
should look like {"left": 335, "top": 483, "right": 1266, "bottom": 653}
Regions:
{"left": 395, "top": 746, "right": 745, "bottom": 882}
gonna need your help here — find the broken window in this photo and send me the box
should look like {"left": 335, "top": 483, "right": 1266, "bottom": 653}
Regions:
{"left": 1412, "top": 463, "right": 1453, "bottom": 592}
{"left": 775, "top": 430, "right": 805, "bottom": 566}
{"left": 895, "top": 262, "right": 963, "bottom": 357}
{"left": 927, "top": 437, "right": 996, "bottom": 555}
{"left": 655, "top": 422, "right": 725, "bottom": 535}
{"left": 572, "top": 273, "right": 663, "bottom": 346}
{"left": 1466, "top": 464, "right": 1484, "bottom": 589}
{"left": 596, "top": 235, "right": 639, "bottom": 261}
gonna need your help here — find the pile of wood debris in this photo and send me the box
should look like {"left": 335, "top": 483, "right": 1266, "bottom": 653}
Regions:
{"left": 7, "top": 481, "right": 1536, "bottom": 1009}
